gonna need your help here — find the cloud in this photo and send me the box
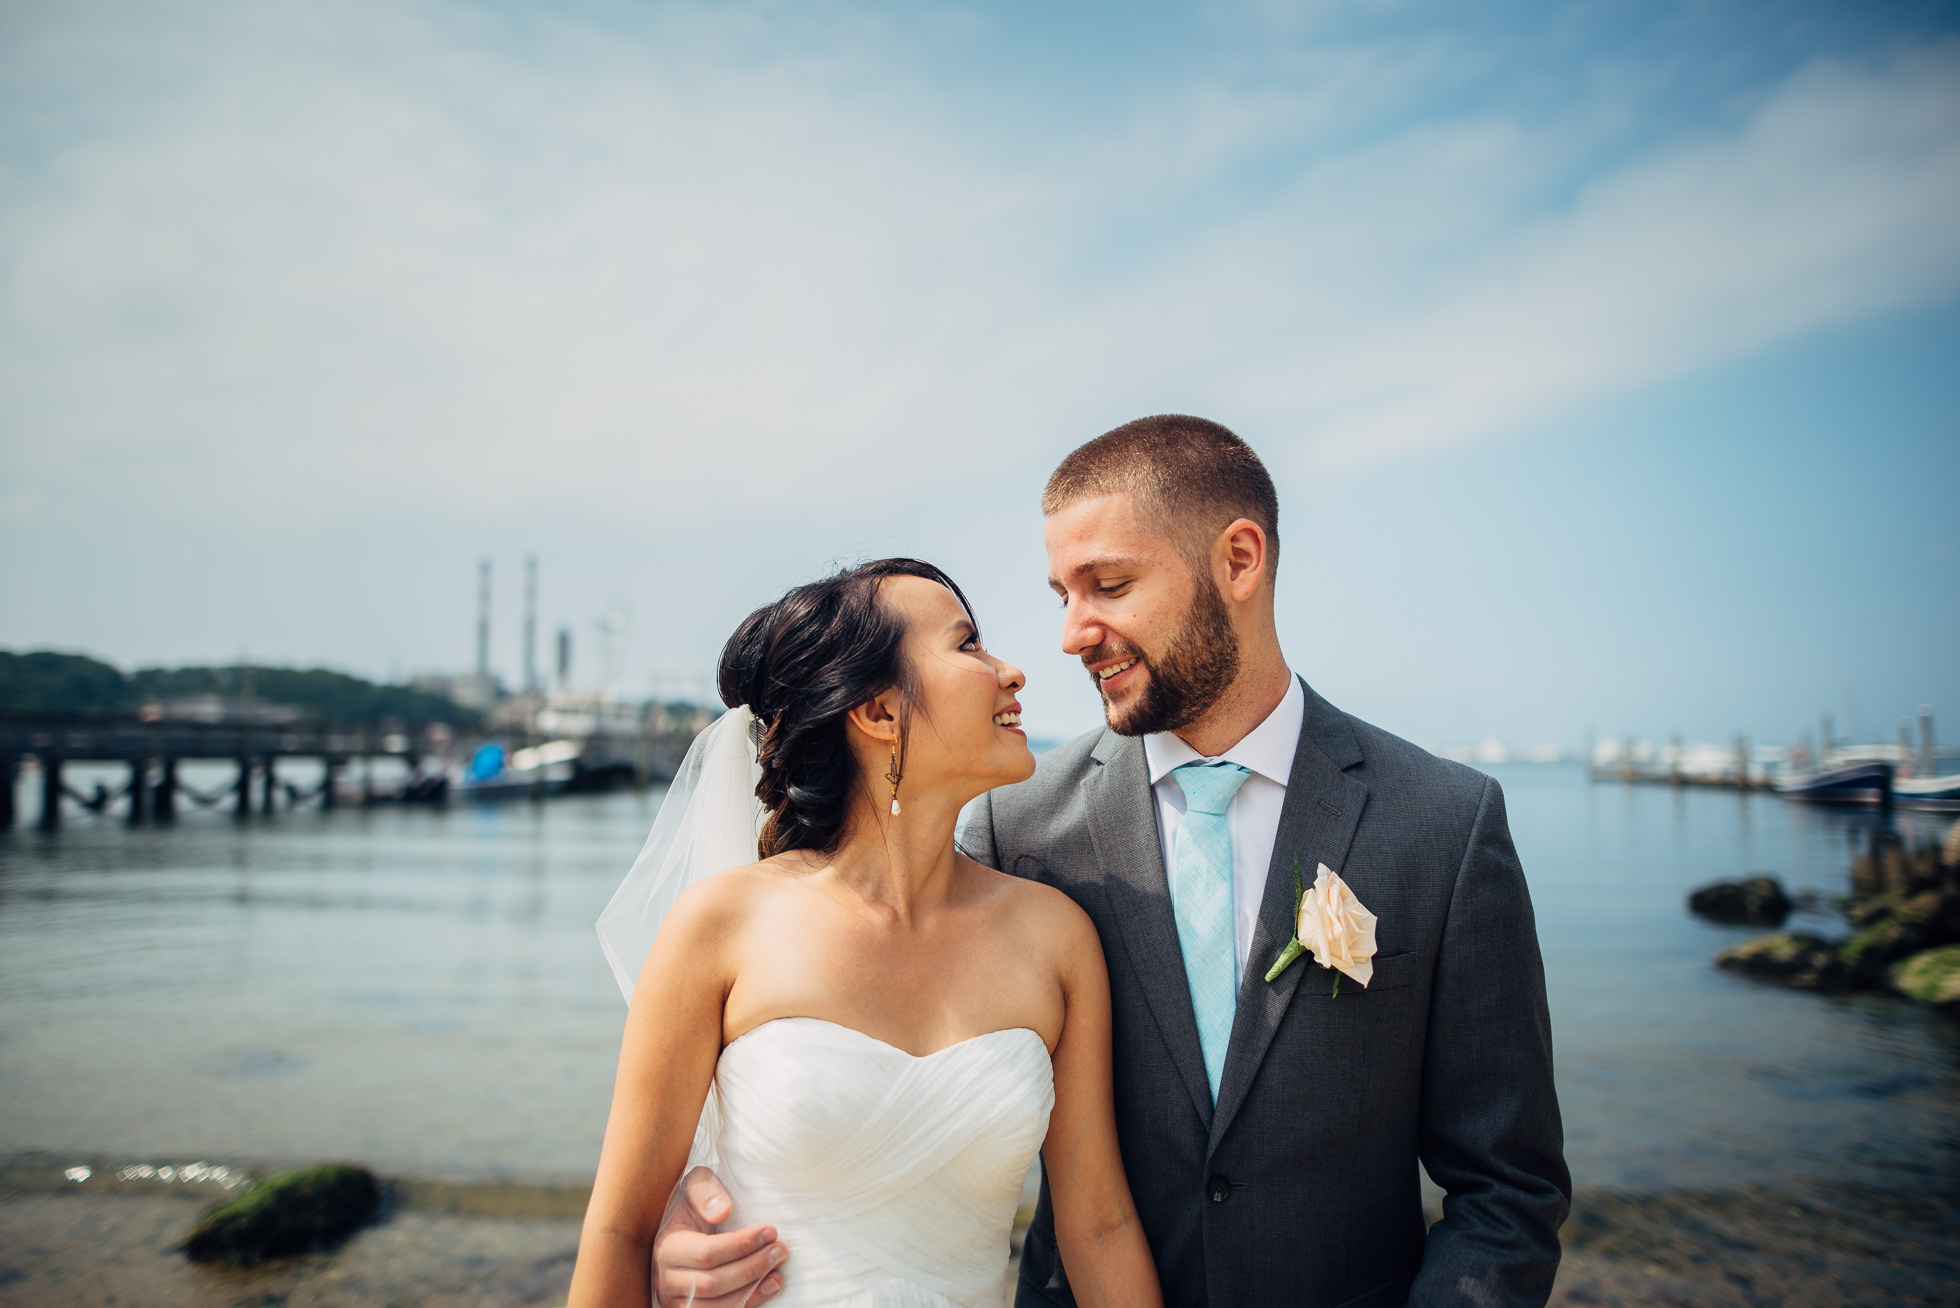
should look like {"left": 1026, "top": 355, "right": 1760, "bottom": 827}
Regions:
{"left": 1, "top": 2, "right": 1956, "bottom": 537}
{"left": 1269, "top": 41, "right": 1960, "bottom": 467}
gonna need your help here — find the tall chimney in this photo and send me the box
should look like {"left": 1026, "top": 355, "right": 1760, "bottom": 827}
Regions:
{"left": 557, "top": 626, "right": 572, "bottom": 691}
{"left": 524, "top": 554, "right": 538, "bottom": 696}
{"left": 477, "top": 558, "right": 491, "bottom": 678}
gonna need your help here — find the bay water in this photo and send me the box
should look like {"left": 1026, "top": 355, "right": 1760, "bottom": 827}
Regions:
{"left": 2, "top": 761, "right": 1955, "bottom": 1195}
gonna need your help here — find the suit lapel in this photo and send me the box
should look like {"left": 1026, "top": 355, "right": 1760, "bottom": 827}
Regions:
{"left": 1085, "top": 730, "right": 1215, "bottom": 1131}
{"left": 1208, "top": 679, "right": 1368, "bottom": 1156}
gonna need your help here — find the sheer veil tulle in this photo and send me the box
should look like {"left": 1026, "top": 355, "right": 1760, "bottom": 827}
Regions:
{"left": 596, "top": 705, "right": 765, "bottom": 1004}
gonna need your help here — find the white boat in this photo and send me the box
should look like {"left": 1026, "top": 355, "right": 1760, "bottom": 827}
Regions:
{"left": 1893, "top": 772, "right": 1960, "bottom": 813}
{"left": 453, "top": 739, "right": 578, "bottom": 801}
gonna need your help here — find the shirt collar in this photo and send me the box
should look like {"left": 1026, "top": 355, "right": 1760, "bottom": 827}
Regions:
{"left": 1143, "top": 672, "right": 1304, "bottom": 788}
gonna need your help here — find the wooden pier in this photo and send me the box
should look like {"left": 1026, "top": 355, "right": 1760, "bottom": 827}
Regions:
{"left": 0, "top": 708, "right": 706, "bottom": 832}
{"left": 0, "top": 712, "right": 432, "bottom": 831}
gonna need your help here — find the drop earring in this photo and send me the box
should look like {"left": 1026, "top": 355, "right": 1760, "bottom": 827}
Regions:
{"left": 886, "top": 740, "right": 902, "bottom": 816}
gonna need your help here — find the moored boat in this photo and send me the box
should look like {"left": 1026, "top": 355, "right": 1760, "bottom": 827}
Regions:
{"left": 1893, "top": 772, "right": 1960, "bottom": 813}
{"left": 452, "top": 740, "right": 578, "bottom": 801}
{"left": 1772, "top": 760, "right": 1893, "bottom": 805}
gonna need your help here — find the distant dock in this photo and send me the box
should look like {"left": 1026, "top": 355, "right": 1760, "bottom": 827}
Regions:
{"left": 1587, "top": 710, "right": 1956, "bottom": 810}
{"left": 0, "top": 709, "right": 702, "bottom": 831}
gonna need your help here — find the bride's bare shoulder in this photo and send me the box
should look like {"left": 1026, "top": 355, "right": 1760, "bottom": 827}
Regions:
{"left": 964, "top": 858, "right": 1099, "bottom": 953}
{"left": 663, "top": 854, "right": 817, "bottom": 937}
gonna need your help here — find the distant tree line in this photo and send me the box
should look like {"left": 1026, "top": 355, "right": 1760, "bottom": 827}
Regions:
{"left": 0, "top": 650, "right": 480, "bottom": 726}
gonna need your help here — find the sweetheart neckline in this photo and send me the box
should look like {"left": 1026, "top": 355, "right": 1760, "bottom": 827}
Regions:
{"left": 723, "top": 1016, "right": 1050, "bottom": 1061}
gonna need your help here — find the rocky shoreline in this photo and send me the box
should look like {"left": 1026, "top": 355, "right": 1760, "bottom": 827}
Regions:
{"left": 1704, "top": 820, "right": 1960, "bottom": 1012}
{"left": 5, "top": 1155, "right": 1958, "bottom": 1306}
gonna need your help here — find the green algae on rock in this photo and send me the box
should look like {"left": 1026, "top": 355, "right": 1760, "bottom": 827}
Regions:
{"left": 181, "top": 1163, "right": 381, "bottom": 1264}
{"left": 1715, "top": 821, "right": 1960, "bottom": 1009}
{"left": 1715, "top": 932, "right": 1856, "bottom": 990}
{"left": 1887, "top": 945, "right": 1960, "bottom": 1011}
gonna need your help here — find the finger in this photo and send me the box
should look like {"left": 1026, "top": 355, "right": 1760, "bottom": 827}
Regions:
{"left": 743, "top": 1271, "right": 786, "bottom": 1306}
{"left": 658, "top": 1223, "right": 778, "bottom": 1271}
{"left": 657, "top": 1238, "right": 787, "bottom": 1304}
{"left": 680, "top": 1166, "right": 736, "bottom": 1226}
{"left": 671, "top": 1273, "right": 779, "bottom": 1308}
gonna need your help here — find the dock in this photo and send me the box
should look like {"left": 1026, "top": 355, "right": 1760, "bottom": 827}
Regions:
{"left": 0, "top": 709, "right": 703, "bottom": 831}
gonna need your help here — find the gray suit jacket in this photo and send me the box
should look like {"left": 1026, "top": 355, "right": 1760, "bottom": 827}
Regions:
{"left": 964, "top": 679, "right": 1569, "bottom": 1308}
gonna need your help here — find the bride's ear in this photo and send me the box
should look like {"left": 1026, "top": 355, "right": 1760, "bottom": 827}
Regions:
{"left": 845, "top": 687, "right": 902, "bottom": 743}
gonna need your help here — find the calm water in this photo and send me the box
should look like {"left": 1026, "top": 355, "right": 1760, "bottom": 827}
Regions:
{"left": 1, "top": 761, "right": 1956, "bottom": 1191}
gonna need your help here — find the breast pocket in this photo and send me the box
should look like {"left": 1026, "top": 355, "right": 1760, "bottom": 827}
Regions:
{"left": 1360, "top": 950, "right": 1423, "bottom": 994}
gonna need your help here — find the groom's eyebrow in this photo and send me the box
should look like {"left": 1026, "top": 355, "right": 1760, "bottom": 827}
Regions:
{"left": 1048, "top": 556, "right": 1147, "bottom": 590}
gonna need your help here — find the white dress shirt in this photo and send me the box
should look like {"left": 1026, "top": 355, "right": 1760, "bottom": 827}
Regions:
{"left": 1143, "top": 674, "right": 1305, "bottom": 987}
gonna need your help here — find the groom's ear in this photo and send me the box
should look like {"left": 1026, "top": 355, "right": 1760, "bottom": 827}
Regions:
{"left": 1216, "top": 516, "right": 1271, "bottom": 602}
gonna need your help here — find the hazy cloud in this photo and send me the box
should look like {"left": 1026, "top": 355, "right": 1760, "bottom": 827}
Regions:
{"left": 6, "top": 5, "right": 1955, "bottom": 532}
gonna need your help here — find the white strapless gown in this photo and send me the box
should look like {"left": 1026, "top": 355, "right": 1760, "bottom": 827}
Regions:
{"left": 699, "top": 1017, "right": 1055, "bottom": 1308}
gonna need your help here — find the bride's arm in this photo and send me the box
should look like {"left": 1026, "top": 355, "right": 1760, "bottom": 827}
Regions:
{"left": 569, "top": 875, "right": 765, "bottom": 1308}
{"left": 1040, "top": 899, "right": 1166, "bottom": 1308}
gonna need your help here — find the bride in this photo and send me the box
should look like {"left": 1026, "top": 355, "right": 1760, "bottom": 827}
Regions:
{"left": 568, "top": 559, "right": 1163, "bottom": 1308}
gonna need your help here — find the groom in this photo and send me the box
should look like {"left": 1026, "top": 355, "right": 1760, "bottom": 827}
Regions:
{"left": 657, "top": 416, "right": 1569, "bottom": 1306}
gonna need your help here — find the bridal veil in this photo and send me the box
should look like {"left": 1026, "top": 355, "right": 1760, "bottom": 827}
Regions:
{"left": 596, "top": 705, "right": 765, "bottom": 1004}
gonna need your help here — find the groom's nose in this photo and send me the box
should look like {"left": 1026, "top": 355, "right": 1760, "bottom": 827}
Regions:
{"left": 1059, "top": 595, "right": 1103, "bottom": 657}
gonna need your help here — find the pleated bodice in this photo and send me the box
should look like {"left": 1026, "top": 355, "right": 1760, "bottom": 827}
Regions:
{"left": 701, "top": 1017, "right": 1054, "bottom": 1308}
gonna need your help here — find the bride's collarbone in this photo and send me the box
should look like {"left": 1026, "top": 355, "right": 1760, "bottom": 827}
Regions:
{"left": 721, "top": 949, "right": 1063, "bottom": 1060}
{"left": 720, "top": 868, "right": 1064, "bottom": 1057}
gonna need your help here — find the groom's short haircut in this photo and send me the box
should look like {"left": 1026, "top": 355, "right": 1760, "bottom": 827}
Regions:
{"left": 1042, "top": 414, "right": 1280, "bottom": 578}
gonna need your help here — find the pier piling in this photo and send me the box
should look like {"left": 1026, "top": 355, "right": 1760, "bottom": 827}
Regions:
{"left": 154, "top": 758, "right": 177, "bottom": 823}
{"left": 39, "top": 753, "right": 62, "bottom": 831}
{"left": 126, "top": 759, "right": 149, "bottom": 825}
{"left": 0, "top": 754, "right": 16, "bottom": 830}
{"left": 234, "top": 758, "right": 253, "bottom": 817}
{"left": 261, "top": 758, "right": 277, "bottom": 815}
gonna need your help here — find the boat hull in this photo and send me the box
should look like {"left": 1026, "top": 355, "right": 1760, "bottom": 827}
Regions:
{"left": 1772, "top": 761, "right": 1893, "bottom": 805}
{"left": 1894, "top": 775, "right": 1960, "bottom": 812}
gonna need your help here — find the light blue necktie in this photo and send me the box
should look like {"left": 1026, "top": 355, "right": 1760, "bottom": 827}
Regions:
{"left": 1170, "top": 761, "right": 1250, "bottom": 1103}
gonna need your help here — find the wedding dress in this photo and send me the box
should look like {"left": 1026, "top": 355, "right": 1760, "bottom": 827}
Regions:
{"left": 698, "top": 1018, "right": 1054, "bottom": 1308}
{"left": 596, "top": 710, "right": 1054, "bottom": 1306}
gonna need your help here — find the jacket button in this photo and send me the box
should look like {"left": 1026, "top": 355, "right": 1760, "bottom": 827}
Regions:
{"left": 1208, "top": 1177, "right": 1230, "bottom": 1203}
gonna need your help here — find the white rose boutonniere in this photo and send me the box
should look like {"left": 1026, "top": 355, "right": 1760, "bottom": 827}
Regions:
{"left": 1264, "top": 859, "right": 1378, "bottom": 995}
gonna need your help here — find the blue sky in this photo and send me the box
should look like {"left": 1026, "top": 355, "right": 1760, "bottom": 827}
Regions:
{"left": 2, "top": 0, "right": 1956, "bottom": 749}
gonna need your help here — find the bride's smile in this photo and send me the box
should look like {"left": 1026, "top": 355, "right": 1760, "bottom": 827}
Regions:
{"left": 868, "top": 574, "right": 1035, "bottom": 813}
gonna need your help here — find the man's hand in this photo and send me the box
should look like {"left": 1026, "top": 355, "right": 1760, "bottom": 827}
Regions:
{"left": 651, "top": 1167, "right": 787, "bottom": 1308}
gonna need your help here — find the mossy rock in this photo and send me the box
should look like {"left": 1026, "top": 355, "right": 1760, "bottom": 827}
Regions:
{"left": 1715, "top": 932, "right": 1856, "bottom": 990}
{"left": 182, "top": 1164, "right": 381, "bottom": 1264}
{"left": 1687, "top": 876, "right": 1791, "bottom": 925}
{"left": 1888, "top": 945, "right": 1960, "bottom": 1010}
{"left": 1839, "top": 919, "right": 1924, "bottom": 977}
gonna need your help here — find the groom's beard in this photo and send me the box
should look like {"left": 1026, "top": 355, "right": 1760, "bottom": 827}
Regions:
{"left": 1090, "top": 573, "right": 1241, "bottom": 737}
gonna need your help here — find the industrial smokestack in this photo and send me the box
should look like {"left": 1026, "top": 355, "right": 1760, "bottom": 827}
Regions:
{"left": 557, "top": 626, "right": 572, "bottom": 691}
{"left": 524, "top": 554, "right": 539, "bottom": 696}
{"left": 477, "top": 558, "right": 491, "bottom": 678}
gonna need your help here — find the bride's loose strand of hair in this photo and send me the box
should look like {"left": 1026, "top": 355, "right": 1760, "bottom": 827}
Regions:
{"left": 715, "top": 559, "right": 978, "bottom": 860}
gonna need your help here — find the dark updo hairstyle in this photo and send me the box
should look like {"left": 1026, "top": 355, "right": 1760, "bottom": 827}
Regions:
{"left": 717, "top": 558, "right": 978, "bottom": 859}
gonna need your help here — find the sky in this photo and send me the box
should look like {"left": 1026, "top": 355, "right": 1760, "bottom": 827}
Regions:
{"left": 2, "top": 0, "right": 1957, "bottom": 751}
